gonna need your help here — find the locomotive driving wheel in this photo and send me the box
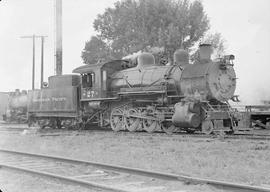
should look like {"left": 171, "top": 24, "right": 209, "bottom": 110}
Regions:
{"left": 124, "top": 108, "right": 140, "bottom": 132}
{"left": 37, "top": 119, "right": 48, "bottom": 129}
{"left": 201, "top": 120, "right": 214, "bottom": 135}
{"left": 110, "top": 108, "right": 125, "bottom": 132}
{"left": 142, "top": 108, "right": 161, "bottom": 133}
{"left": 161, "top": 121, "right": 177, "bottom": 135}
{"left": 142, "top": 118, "right": 158, "bottom": 133}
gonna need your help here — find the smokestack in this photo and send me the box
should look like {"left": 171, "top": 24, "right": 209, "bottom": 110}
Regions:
{"left": 199, "top": 44, "right": 212, "bottom": 62}
{"left": 55, "top": 0, "right": 62, "bottom": 75}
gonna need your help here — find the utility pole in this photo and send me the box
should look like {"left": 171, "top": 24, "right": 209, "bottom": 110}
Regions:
{"left": 21, "top": 35, "right": 36, "bottom": 90}
{"left": 40, "top": 36, "right": 45, "bottom": 88}
{"left": 32, "top": 35, "right": 35, "bottom": 90}
{"left": 21, "top": 35, "right": 47, "bottom": 90}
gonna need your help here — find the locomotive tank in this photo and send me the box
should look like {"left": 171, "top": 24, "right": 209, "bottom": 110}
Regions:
{"left": 28, "top": 74, "right": 81, "bottom": 129}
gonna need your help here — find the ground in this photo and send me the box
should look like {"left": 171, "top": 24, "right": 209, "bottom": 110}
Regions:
{"left": 0, "top": 126, "right": 270, "bottom": 191}
{"left": 0, "top": 169, "right": 96, "bottom": 192}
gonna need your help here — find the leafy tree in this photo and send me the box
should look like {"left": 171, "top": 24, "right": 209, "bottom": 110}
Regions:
{"left": 81, "top": 36, "right": 111, "bottom": 64}
{"left": 82, "top": 0, "right": 224, "bottom": 64}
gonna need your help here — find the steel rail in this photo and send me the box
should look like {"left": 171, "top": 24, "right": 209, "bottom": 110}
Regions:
{"left": 118, "top": 130, "right": 270, "bottom": 141}
{"left": 80, "top": 129, "right": 270, "bottom": 141}
{"left": 1, "top": 122, "right": 270, "bottom": 140}
{"left": 1, "top": 125, "right": 270, "bottom": 141}
{"left": 177, "top": 133, "right": 270, "bottom": 141}
{"left": 0, "top": 163, "right": 130, "bottom": 192}
{"left": 0, "top": 149, "right": 270, "bottom": 192}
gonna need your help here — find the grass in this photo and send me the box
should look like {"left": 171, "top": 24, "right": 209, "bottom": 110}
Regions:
{"left": 0, "top": 131, "right": 269, "bottom": 186}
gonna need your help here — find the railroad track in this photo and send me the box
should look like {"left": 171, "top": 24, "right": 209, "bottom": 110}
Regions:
{"left": 0, "top": 149, "right": 269, "bottom": 192}
{"left": 0, "top": 127, "right": 29, "bottom": 132}
{"left": 1, "top": 122, "right": 270, "bottom": 141}
{"left": 116, "top": 130, "right": 270, "bottom": 141}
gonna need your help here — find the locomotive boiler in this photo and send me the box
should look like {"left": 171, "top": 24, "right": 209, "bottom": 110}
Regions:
{"left": 28, "top": 44, "right": 238, "bottom": 134}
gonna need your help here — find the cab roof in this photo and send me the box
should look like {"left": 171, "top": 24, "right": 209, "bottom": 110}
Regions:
{"left": 72, "top": 60, "right": 129, "bottom": 74}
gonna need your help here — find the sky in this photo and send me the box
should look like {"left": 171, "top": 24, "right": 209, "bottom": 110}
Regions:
{"left": 0, "top": 0, "right": 269, "bottom": 104}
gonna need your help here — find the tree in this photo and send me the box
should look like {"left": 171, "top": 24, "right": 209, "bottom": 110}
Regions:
{"left": 82, "top": 0, "right": 224, "bottom": 64}
{"left": 81, "top": 36, "right": 111, "bottom": 64}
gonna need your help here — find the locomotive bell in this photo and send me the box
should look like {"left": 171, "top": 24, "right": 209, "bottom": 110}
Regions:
{"left": 199, "top": 44, "right": 212, "bottom": 62}
{"left": 137, "top": 52, "right": 155, "bottom": 68}
{"left": 174, "top": 49, "right": 189, "bottom": 67}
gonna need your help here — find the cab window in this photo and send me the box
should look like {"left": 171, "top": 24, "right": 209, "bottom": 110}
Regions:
{"left": 82, "top": 73, "right": 95, "bottom": 88}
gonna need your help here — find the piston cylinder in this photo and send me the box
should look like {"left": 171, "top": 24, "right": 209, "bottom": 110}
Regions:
{"left": 172, "top": 102, "right": 201, "bottom": 128}
{"left": 188, "top": 102, "right": 200, "bottom": 114}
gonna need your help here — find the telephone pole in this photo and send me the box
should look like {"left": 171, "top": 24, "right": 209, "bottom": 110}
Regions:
{"left": 40, "top": 36, "right": 46, "bottom": 88}
{"left": 21, "top": 35, "right": 47, "bottom": 90}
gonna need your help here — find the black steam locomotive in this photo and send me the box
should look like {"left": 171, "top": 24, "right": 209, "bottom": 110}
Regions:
{"left": 28, "top": 44, "right": 240, "bottom": 134}
{"left": 1, "top": 90, "right": 28, "bottom": 123}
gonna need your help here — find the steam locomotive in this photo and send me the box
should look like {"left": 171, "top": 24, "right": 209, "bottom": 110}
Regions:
{"left": 2, "top": 90, "right": 28, "bottom": 123}
{"left": 28, "top": 44, "right": 240, "bottom": 134}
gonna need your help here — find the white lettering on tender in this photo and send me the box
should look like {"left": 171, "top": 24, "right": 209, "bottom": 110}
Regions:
{"left": 33, "top": 97, "right": 67, "bottom": 102}
{"left": 52, "top": 97, "right": 66, "bottom": 101}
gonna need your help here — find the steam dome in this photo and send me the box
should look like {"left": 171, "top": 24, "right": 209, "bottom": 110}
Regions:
{"left": 137, "top": 53, "right": 155, "bottom": 68}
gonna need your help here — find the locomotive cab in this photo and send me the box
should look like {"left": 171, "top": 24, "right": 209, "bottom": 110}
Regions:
{"left": 73, "top": 60, "right": 128, "bottom": 101}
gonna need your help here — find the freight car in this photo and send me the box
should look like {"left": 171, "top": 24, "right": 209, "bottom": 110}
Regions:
{"left": 28, "top": 44, "right": 242, "bottom": 134}
{"left": 236, "top": 105, "right": 270, "bottom": 131}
